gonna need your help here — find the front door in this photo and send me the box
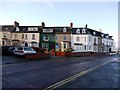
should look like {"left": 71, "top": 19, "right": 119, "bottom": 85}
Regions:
{"left": 25, "top": 42, "right": 28, "bottom": 47}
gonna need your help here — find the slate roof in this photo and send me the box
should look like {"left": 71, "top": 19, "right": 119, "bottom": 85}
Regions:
{"left": 42, "top": 26, "right": 72, "bottom": 33}
{"left": 1, "top": 24, "right": 113, "bottom": 40}
{"left": 72, "top": 27, "right": 113, "bottom": 40}
{"left": 72, "top": 28, "right": 88, "bottom": 34}
{"left": 11, "top": 26, "right": 41, "bottom": 33}
{"left": 1, "top": 25, "right": 14, "bottom": 32}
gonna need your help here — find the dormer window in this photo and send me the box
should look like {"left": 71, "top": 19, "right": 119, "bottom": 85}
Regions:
{"left": 16, "top": 27, "right": 19, "bottom": 31}
{"left": 23, "top": 28, "right": 26, "bottom": 31}
{"left": 82, "top": 28, "right": 86, "bottom": 33}
{"left": 106, "top": 35, "right": 109, "bottom": 38}
{"left": 93, "top": 31, "right": 96, "bottom": 35}
{"left": 28, "top": 27, "right": 38, "bottom": 31}
{"left": 63, "top": 28, "right": 67, "bottom": 32}
{"left": 101, "top": 34, "right": 104, "bottom": 37}
{"left": 76, "top": 28, "right": 80, "bottom": 33}
{"left": 5, "top": 28, "right": 8, "bottom": 31}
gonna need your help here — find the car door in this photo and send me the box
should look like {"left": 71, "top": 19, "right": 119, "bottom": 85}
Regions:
{"left": 28, "top": 47, "right": 33, "bottom": 54}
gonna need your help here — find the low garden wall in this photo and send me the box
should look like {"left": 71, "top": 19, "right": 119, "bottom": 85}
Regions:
{"left": 25, "top": 53, "right": 50, "bottom": 59}
{"left": 55, "top": 51, "right": 110, "bottom": 57}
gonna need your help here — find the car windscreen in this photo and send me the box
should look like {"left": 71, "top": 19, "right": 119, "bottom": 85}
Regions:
{"left": 17, "top": 47, "right": 23, "bottom": 50}
{"left": 24, "top": 47, "right": 31, "bottom": 51}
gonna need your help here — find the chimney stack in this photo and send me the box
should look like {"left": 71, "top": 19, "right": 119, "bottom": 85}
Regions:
{"left": 70, "top": 22, "right": 73, "bottom": 29}
{"left": 41, "top": 22, "right": 45, "bottom": 28}
{"left": 85, "top": 24, "right": 88, "bottom": 29}
{"left": 14, "top": 21, "right": 19, "bottom": 27}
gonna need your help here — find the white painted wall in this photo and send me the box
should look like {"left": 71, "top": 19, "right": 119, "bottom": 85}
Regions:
{"left": 71, "top": 34, "right": 99, "bottom": 52}
{"left": 102, "top": 38, "right": 114, "bottom": 52}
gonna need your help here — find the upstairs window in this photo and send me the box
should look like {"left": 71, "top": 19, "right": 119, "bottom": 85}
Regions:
{"left": 85, "top": 37, "right": 86, "bottom": 42}
{"left": 111, "top": 42, "right": 113, "bottom": 46}
{"left": 56, "top": 35, "right": 58, "bottom": 40}
{"left": 107, "top": 41, "right": 108, "bottom": 45}
{"left": 14, "top": 34, "right": 17, "bottom": 39}
{"left": 25, "top": 34, "right": 27, "bottom": 39}
{"left": 64, "top": 35, "right": 67, "bottom": 40}
{"left": 89, "top": 36, "right": 91, "bottom": 42}
{"left": 76, "top": 36, "right": 80, "bottom": 42}
{"left": 94, "top": 38, "right": 96, "bottom": 43}
{"left": 3, "top": 33, "right": 6, "bottom": 38}
{"left": 32, "top": 34, "right": 35, "bottom": 40}
{"left": 22, "top": 34, "right": 24, "bottom": 39}
{"left": 44, "top": 35, "right": 49, "bottom": 41}
{"left": 52, "top": 35, "right": 55, "bottom": 40}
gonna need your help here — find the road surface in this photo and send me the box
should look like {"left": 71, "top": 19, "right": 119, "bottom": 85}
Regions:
{"left": 1, "top": 55, "right": 118, "bottom": 89}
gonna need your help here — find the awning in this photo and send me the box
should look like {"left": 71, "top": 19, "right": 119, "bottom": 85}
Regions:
{"left": 31, "top": 42, "right": 37, "bottom": 43}
{"left": 74, "top": 43, "right": 82, "bottom": 45}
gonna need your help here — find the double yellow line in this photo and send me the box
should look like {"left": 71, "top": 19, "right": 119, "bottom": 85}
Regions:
{"left": 43, "top": 59, "right": 118, "bottom": 90}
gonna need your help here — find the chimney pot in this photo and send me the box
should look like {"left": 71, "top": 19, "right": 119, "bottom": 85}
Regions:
{"left": 85, "top": 24, "right": 88, "bottom": 29}
{"left": 14, "top": 21, "right": 19, "bottom": 27}
{"left": 70, "top": 22, "right": 73, "bottom": 29}
{"left": 41, "top": 22, "right": 45, "bottom": 28}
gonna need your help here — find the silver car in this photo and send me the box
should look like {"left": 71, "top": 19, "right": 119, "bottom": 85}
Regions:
{"left": 7, "top": 47, "right": 18, "bottom": 55}
{"left": 14, "top": 47, "right": 37, "bottom": 55}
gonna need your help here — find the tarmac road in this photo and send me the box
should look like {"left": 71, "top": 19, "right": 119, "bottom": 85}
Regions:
{"left": 2, "top": 55, "right": 118, "bottom": 89}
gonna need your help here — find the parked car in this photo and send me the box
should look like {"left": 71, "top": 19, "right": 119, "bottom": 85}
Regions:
{"left": 14, "top": 47, "right": 37, "bottom": 55}
{"left": 7, "top": 47, "right": 18, "bottom": 55}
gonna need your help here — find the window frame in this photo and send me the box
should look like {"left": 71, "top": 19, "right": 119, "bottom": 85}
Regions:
{"left": 76, "top": 36, "right": 80, "bottom": 42}
{"left": 14, "top": 34, "right": 17, "bottom": 39}
{"left": 3, "top": 33, "right": 6, "bottom": 38}
{"left": 25, "top": 34, "right": 27, "bottom": 39}
{"left": 32, "top": 34, "right": 35, "bottom": 40}
{"left": 63, "top": 43, "right": 67, "bottom": 49}
{"left": 64, "top": 35, "right": 67, "bottom": 40}
{"left": 22, "top": 34, "right": 24, "bottom": 39}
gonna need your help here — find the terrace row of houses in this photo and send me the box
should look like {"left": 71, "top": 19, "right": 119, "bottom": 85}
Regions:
{"left": 0, "top": 21, "right": 115, "bottom": 53}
